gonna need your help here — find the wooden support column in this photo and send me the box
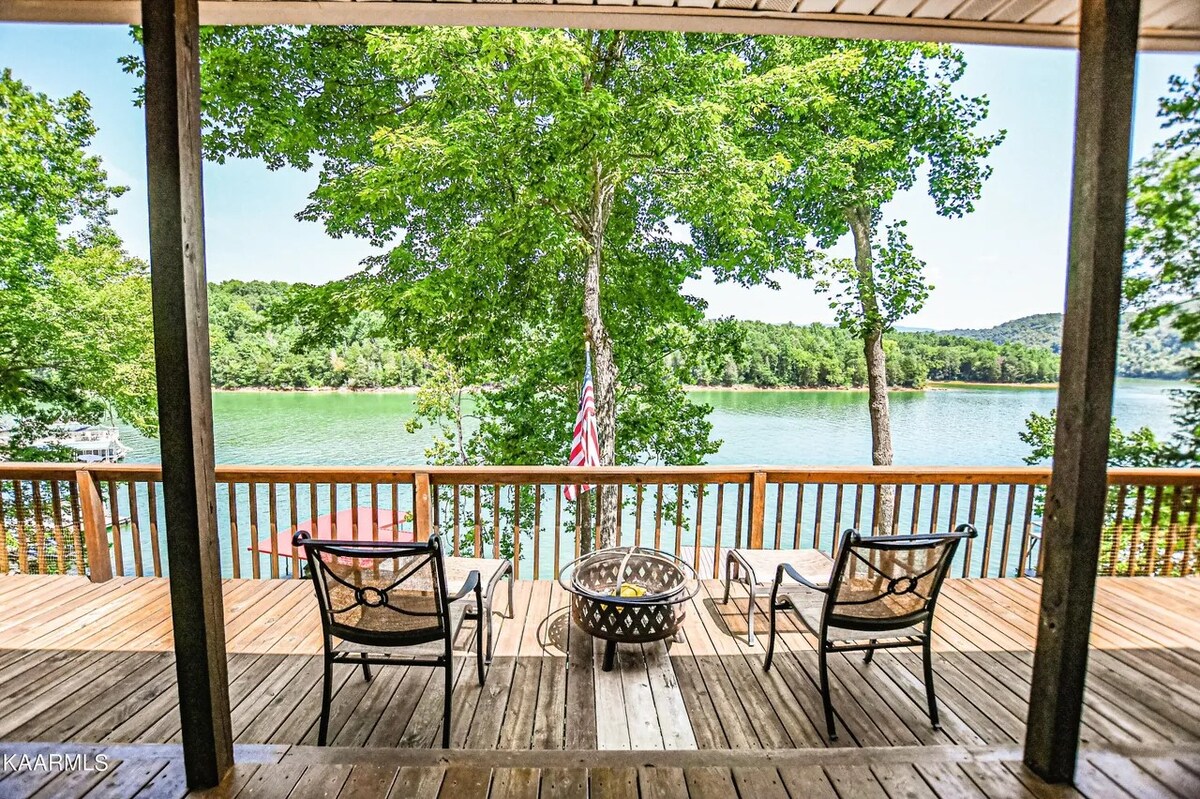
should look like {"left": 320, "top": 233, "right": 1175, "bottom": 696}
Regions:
{"left": 142, "top": 0, "right": 233, "bottom": 788}
{"left": 1023, "top": 0, "right": 1140, "bottom": 784}
{"left": 76, "top": 470, "right": 113, "bottom": 582}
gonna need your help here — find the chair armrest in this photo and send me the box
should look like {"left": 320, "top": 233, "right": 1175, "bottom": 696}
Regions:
{"left": 449, "top": 570, "right": 482, "bottom": 601}
{"left": 776, "top": 562, "right": 828, "bottom": 593}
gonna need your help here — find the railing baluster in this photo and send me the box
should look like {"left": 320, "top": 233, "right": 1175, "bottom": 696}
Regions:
{"left": 249, "top": 483, "right": 260, "bottom": 580}
{"left": 493, "top": 484, "right": 501, "bottom": 560}
{"left": 981, "top": 484, "right": 998, "bottom": 577}
{"left": 453, "top": 484, "right": 462, "bottom": 556}
{"left": 891, "top": 485, "right": 903, "bottom": 535}
{"left": 554, "top": 485, "right": 563, "bottom": 576}
{"left": 735, "top": 483, "right": 745, "bottom": 550}
{"left": 814, "top": 484, "right": 825, "bottom": 550}
{"left": 69, "top": 480, "right": 83, "bottom": 574}
{"left": 773, "top": 483, "right": 784, "bottom": 549}
{"left": 473, "top": 484, "right": 482, "bottom": 559}
{"left": 654, "top": 484, "right": 664, "bottom": 551}
{"left": 106, "top": 480, "right": 123, "bottom": 577}
{"left": 370, "top": 483, "right": 380, "bottom": 542}
{"left": 793, "top": 483, "right": 805, "bottom": 549}
{"left": 1018, "top": 484, "right": 1036, "bottom": 578}
{"left": 1181, "top": 486, "right": 1199, "bottom": 577}
{"left": 1164, "top": 485, "right": 1183, "bottom": 577}
{"left": 533, "top": 485, "right": 542, "bottom": 579}
{"left": 126, "top": 481, "right": 143, "bottom": 577}
{"left": 929, "top": 485, "right": 942, "bottom": 534}
{"left": 513, "top": 486, "right": 522, "bottom": 580}
{"left": 634, "top": 484, "right": 644, "bottom": 549}
{"left": 148, "top": 482, "right": 162, "bottom": 576}
{"left": 350, "top": 483, "right": 359, "bottom": 542}
{"left": 32, "top": 480, "right": 47, "bottom": 573}
{"left": 999, "top": 484, "right": 1017, "bottom": 578}
{"left": 328, "top": 482, "right": 337, "bottom": 540}
{"left": 615, "top": 483, "right": 623, "bottom": 549}
{"left": 853, "top": 484, "right": 864, "bottom": 532}
{"left": 832, "top": 484, "right": 844, "bottom": 545}
{"left": 693, "top": 484, "right": 704, "bottom": 572}
{"left": 289, "top": 482, "right": 300, "bottom": 578}
{"left": 714, "top": 484, "right": 725, "bottom": 579}
{"left": 870, "top": 484, "right": 882, "bottom": 536}
{"left": 910, "top": 484, "right": 922, "bottom": 535}
{"left": 963, "top": 485, "right": 979, "bottom": 578}
{"left": 1146, "top": 485, "right": 1165, "bottom": 577}
{"left": 51, "top": 480, "right": 66, "bottom": 575}
{"left": 674, "top": 483, "right": 684, "bottom": 558}
{"left": 228, "top": 482, "right": 241, "bottom": 579}
{"left": 1130, "top": 485, "right": 1147, "bottom": 576}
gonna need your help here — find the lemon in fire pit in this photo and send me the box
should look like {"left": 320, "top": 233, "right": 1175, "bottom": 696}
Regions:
{"left": 616, "top": 582, "right": 647, "bottom": 598}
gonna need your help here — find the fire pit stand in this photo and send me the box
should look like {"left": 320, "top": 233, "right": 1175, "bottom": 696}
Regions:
{"left": 558, "top": 546, "right": 699, "bottom": 671}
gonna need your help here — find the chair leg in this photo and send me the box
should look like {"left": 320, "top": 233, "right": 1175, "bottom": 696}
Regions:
{"left": 722, "top": 554, "right": 733, "bottom": 605}
{"left": 486, "top": 604, "right": 496, "bottom": 666}
{"left": 863, "top": 640, "right": 876, "bottom": 664}
{"left": 318, "top": 655, "right": 333, "bottom": 746}
{"left": 361, "top": 654, "right": 372, "bottom": 682}
{"left": 763, "top": 598, "right": 778, "bottom": 672}
{"left": 442, "top": 653, "right": 454, "bottom": 748}
{"left": 746, "top": 581, "right": 757, "bottom": 647}
{"left": 819, "top": 644, "right": 837, "bottom": 741}
{"left": 476, "top": 591, "right": 486, "bottom": 685}
{"left": 922, "top": 637, "right": 941, "bottom": 730}
{"left": 507, "top": 572, "right": 514, "bottom": 618}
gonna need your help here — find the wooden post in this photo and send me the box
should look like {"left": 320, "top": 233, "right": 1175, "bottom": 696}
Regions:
{"left": 414, "top": 473, "right": 433, "bottom": 540}
{"left": 76, "top": 470, "right": 112, "bottom": 582}
{"left": 748, "top": 472, "right": 767, "bottom": 549}
{"left": 1023, "top": 0, "right": 1140, "bottom": 784}
{"left": 142, "top": 0, "right": 233, "bottom": 788}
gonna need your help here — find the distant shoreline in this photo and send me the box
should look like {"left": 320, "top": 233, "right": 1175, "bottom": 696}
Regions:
{"left": 214, "top": 380, "right": 1061, "bottom": 395}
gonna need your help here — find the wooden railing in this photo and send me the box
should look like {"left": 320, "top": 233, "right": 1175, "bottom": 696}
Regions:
{"left": 1, "top": 463, "right": 1196, "bottom": 581}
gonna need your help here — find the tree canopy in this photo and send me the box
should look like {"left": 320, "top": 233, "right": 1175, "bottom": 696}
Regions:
{"left": 0, "top": 69, "right": 156, "bottom": 458}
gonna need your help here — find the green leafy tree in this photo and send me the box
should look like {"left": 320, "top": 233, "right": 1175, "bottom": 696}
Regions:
{"left": 1125, "top": 64, "right": 1200, "bottom": 465}
{"left": 171, "top": 27, "right": 842, "bottom": 547}
{"left": 0, "top": 69, "right": 156, "bottom": 459}
{"left": 734, "top": 40, "right": 1004, "bottom": 481}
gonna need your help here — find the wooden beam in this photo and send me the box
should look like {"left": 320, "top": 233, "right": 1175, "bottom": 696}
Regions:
{"left": 76, "top": 470, "right": 113, "bottom": 582}
{"left": 141, "top": 0, "right": 233, "bottom": 788}
{"left": 1023, "top": 0, "right": 1141, "bottom": 784}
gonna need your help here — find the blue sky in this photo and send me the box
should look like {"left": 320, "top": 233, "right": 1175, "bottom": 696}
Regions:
{"left": 1, "top": 23, "right": 1196, "bottom": 329}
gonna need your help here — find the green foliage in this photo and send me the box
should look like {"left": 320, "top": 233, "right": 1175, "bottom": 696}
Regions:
{"left": 0, "top": 70, "right": 156, "bottom": 457}
{"left": 208, "top": 280, "right": 426, "bottom": 389}
{"left": 1124, "top": 62, "right": 1200, "bottom": 464}
{"left": 689, "top": 320, "right": 1059, "bottom": 388}
{"left": 1020, "top": 410, "right": 1167, "bottom": 468}
{"left": 944, "top": 312, "right": 1194, "bottom": 379}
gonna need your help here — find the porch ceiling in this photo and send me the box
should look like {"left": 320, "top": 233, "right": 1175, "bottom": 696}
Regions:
{"left": 2, "top": 0, "right": 1198, "bottom": 52}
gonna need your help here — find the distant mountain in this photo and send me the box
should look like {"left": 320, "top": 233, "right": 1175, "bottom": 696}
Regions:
{"left": 942, "top": 313, "right": 1193, "bottom": 379}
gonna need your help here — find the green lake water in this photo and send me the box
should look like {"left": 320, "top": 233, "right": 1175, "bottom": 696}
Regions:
{"left": 121, "top": 379, "right": 1184, "bottom": 467}
{"left": 113, "top": 379, "right": 1186, "bottom": 578}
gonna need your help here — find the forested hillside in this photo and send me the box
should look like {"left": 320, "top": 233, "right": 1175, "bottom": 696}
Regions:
{"left": 208, "top": 282, "right": 1064, "bottom": 390}
{"left": 945, "top": 313, "right": 1192, "bottom": 378}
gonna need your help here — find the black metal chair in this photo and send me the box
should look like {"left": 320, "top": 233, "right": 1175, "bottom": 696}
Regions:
{"left": 763, "top": 524, "right": 976, "bottom": 741}
{"left": 294, "top": 530, "right": 485, "bottom": 748}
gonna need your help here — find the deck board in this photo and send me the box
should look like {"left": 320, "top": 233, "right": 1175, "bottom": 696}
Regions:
{"left": 0, "top": 574, "right": 1196, "bottom": 798}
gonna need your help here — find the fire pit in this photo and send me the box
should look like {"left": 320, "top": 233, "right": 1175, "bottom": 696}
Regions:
{"left": 559, "top": 546, "right": 699, "bottom": 671}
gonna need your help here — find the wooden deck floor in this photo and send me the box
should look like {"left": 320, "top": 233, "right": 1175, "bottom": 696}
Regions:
{"left": 0, "top": 574, "right": 1197, "bottom": 797}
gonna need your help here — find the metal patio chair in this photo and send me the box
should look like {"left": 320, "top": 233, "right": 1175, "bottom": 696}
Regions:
{"left": 294, "top": 530, "right": 485, "bottom": 748}
{"left": 763, "top": 524, "right": 976, "bottom": 741}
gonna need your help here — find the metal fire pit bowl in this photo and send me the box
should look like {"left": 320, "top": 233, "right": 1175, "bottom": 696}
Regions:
{"left": 558, "top": 546, "right": 699, "bottom": 671}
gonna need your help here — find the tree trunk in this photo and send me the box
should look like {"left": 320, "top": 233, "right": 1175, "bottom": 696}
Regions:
{"left": 847, "top": 207, "right": 895, "bottom": 533}
{"left": 582, "top": 162, "right": 619, "bottom": 549}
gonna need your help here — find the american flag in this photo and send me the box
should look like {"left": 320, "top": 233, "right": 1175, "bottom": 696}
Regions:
{"left": 564, "top": 347, "right": 599, "bottom": 500}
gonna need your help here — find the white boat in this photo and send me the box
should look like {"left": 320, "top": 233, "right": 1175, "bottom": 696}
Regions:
{"left": 52, "top": 424, "right": 131, "bottom": 462}
{"left": 0, "top": 422, "right": 130, "bottom": 463}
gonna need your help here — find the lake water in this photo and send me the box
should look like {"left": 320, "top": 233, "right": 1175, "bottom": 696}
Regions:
{"left": 112, "top": 379, "right": 1184, "bottom": 579}
{"left": 122, "top": 379, "right": 1184, "bottom": 467}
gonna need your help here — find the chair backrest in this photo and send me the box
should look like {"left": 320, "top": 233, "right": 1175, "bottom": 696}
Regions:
{"left": 294, "top": 531, "right": 453, "bottom": 649}
{"left": 822, "top": 524, "right": 976, "bottom": 633}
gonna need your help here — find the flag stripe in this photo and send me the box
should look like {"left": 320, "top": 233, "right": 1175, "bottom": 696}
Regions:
{"left": 565, "top": 351, "right": 599, "bottom": 501}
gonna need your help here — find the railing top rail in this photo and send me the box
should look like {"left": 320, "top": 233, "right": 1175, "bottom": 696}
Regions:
{"left": 0, "top": 462, "right": 1195, "bottom": 485}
